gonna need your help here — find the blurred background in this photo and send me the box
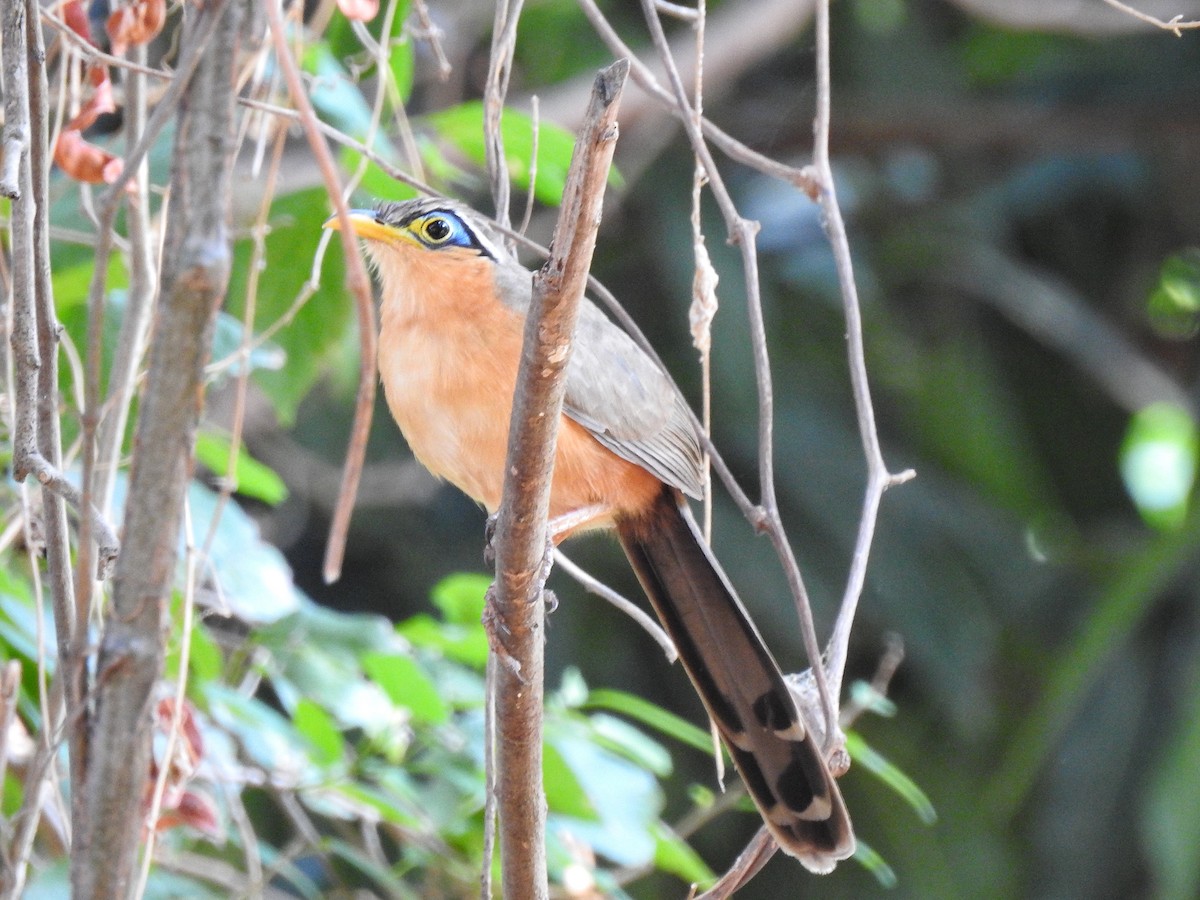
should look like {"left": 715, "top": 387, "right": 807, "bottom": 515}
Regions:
{"left": 230, "top": 0, "right": 1200, "bottom": 896}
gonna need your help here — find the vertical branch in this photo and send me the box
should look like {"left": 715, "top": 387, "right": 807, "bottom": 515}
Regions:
{"left": 491, "top": 59, "right": 628, "bottom": 900}
{"left": 4, "top": 0, "right": 90, "bottom": 838}
{"left": 808, "top": 0, "right": 914, "bottom": 699}
{"left": 24, "top": 0, "right": 87, "bottom": 829}
{"left": 484, "top": 0, "right": 524, "bottom": 229}
{"left": 73, "top": 0, "right": 245, "bottom": 894}
{"left": 94, "top": 40, "right": 158, "bottom": 518}
{"left": 635, "top": 0, "right": 839, "bottom": 741}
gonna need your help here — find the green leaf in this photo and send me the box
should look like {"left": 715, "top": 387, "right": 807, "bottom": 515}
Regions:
{"left": 324, "top": 0, "right": 414, "bottom": 103}
{"left": 1120, "top": 403, "right": 1198, "bottom": 531}
{"left": 303, "top": 43, "right": 386, "bottom": 146}
{"left": 311, "top": 779, "right": 421, "bottom": 828}
{"left": 1148, "top": 250, "right": 1200, "bottom": 340}
{"left": 398, "top": 575, "right": 490, "bottom": 669}
{"left": 225, "top": 188, "right": 355, "bottom": 424}
{"left": 845, "top": 730, "right": 937, "bottom": 825}
{"left": 179, "top": 480, "right": 303, "bottom": 623}
{"left": 852, "top": 836, "right": 899, "bottom": 888}
{"left": 651, "top": 821, "right": 715, "bottom": 887}
{"left": 164, "top": 594, "right": 223, "bottom": 685}
{"left": 584, "top": 688, "right": 714, "bottom": 756}
{"left": 0, "top": 569, "right": 55, "bottom": 673}
{"left": 424, "top": 101, "right": 583, "bottom": 206}
{"left": 362, "top": 651, "right": 448, "bottom": 724}
{"left": 587, "top": 713, "right": 673, "bottom": 778}
{"left": 194, "top": 430, "right": 289, "bottom": 506}
{"left": 294, "top": 697, "right": 346, "bottom": 766}
{"left": 25, "top": 861, "right": 225, "bottom": 900}
{"left": 430, "top": 573, "right": 490, "bottom": 624}
{"left": 209, "top": 308, "right": 286, "bottom": 379}
{"left": 1142, "top": 665, "right": 1200, "bottom": 900}
{"left": 203, "top": 683, "right": 313, "bottom": 775}
{"left": 326, "top": 837, "right": 415, "bottom": 897}
{"left": 543, "top": 740, "right": 596, "bottom": 821}
{"left": 340, "top": 146, "right": 420, "bottom": 203}
{"left": 546, "top": 719, "right": 663, "bottom": 868}
{"left": 187, "top": 619, "right": 224, "bottom": 684}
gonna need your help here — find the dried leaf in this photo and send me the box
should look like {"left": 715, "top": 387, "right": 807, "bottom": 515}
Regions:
{"left": 157, "top": 696, "right": 204, "bottom": 768}
{"left": 54, "top": 70, "right": 125, "bottom": 186}
{"left": 106, "top": 0, "right": 167, "bottom": 55}
{"left": 53, "top": 129, "right": 123, "bottom": 185}
{"left": 62, "top": 0, "right": 92, "bottom": 41}
{"left": 337, "top": 0, "right": 379, "bottom": 21}
{"left": 155, "top": 789, "right": 222, "bottom": 838}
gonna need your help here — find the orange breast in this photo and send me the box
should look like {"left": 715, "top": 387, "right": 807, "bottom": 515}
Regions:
{"left": 375, "top": 246, "right": 661, "bottom": 536}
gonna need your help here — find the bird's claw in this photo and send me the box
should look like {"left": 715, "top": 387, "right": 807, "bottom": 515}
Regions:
{"left": 482, "top": 584, "right": 524, "bottom": 680}
{"left": 483, "top": 513, "right": 498, "bottom": 567}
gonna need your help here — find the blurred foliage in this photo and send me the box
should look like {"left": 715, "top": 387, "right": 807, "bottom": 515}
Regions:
{"left": 6, "top": 0, "right": 1200, "bottom": 897}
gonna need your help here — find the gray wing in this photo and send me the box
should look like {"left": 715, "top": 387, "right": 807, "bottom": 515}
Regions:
{"left": 493, "top": 263, "right": 704, "bottom": 499}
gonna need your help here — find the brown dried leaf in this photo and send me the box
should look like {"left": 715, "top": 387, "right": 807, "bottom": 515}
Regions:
{"left": 106, "top": 0, "right": 167, "bottom": 55}
{"left": 62, "top": 0, "right": 92, "bottom": 41}
{"left": 53, "top": 129, "right": 123, "bottom": 185}
{"left": 155, "top": 789, "right": 222, "bottom": 838}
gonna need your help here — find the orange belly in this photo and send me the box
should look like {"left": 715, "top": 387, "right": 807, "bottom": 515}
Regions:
{"left": 376, "top": 250, "right": 660, "bottom": 536}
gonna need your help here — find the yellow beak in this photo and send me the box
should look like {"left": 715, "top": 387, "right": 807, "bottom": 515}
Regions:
{"left": 323, "top": 209, "right": 419, "bottom": 246}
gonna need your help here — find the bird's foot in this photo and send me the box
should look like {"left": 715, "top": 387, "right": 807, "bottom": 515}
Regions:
{"left": 482, "top": 583, "right": 523, "bottom": 680}
{"left": 483, "top": 513, "right": 498, "bottom": 567}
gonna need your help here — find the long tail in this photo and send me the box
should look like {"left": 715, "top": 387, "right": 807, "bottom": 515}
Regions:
{"left": 616, "top": 487, "right": 854, "bottom": 873}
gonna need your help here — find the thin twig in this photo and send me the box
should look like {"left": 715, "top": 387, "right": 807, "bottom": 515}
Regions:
{"left": 553, "top": 550, "right": 677, "bottom": 661}
{"left": 517, "top": 95, "right": 540, "bottom": 237}
{"left": 484, "top": 0, "right": 525, "bottom": 229}
{"left": 808, "top": 0, "right": 914, "bottom": 702}
{"left": 575, "top": 0, "right": 819, "bottom": 196}
{"left": 0, "top": 661, "right": 21, "bottom": 791}
{"left": 261, "top": 0, "right": 379, "bottom": 585}
{"left": 480, "top": 654, "right": 498, "bottom": 900}
{"left": 0, "top": 128, "right": 24, "bottom": 198}
{"left": 1100, "top": 0, "right": 1200, "bottom": 34}
{"left": 636, "top": 0, "right": 839, "bottom": 745}
{"left": 410, "top": 0, "right": 453, "bottom": 80}
{"left": 133, "top": 504, "right": 200, "bottom": 897}
{"left": 94, "top": 39, "right": 158, "bottom": 520}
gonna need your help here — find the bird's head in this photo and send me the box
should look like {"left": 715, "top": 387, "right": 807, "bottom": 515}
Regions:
{"left": 323, "top": 199, "right": 501, "bottom": 261}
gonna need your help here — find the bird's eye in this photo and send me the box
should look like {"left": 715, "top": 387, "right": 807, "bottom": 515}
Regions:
{"left": 422, "top": 216, "right": 452, "bottom": 243}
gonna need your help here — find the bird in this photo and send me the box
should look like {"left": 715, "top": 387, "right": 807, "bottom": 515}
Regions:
{"left": 325, "top": 197, "right": 855, "bottom": 873}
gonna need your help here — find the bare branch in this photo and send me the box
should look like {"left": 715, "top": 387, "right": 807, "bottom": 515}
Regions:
{"left": 75, "top": 0, "right": 243, "bottom": 892}
{"left": 553, "top": 551, "right": 677, "bottom": 661}
{"left": 574, "top": 0, "right": 819, "bottom": 195}
{"left": 635, "top": 0, "right": 841, "bottom": 746}
{"left": 484, "top": 0, "right": 526, "bottom": 229}
{"left": 1100, "top": 0, "right": 1200, "bottom": 33}
{"left": 808, "top": 0, "right": 914, "bottom": 702}
{"left": 491, "top": 59, "right": 629, "bottom": 900}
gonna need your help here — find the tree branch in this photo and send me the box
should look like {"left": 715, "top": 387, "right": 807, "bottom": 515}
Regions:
{"left": 491, "top": 59, "right": 629, "bottom": 900}
{"left": 74, "top": 0, "right": 244, "bottom": 893}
